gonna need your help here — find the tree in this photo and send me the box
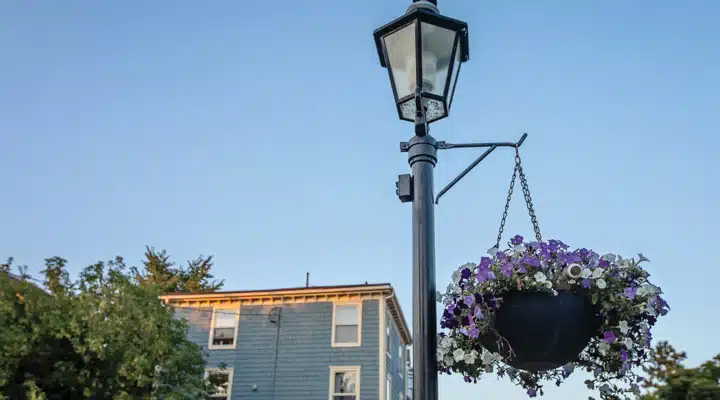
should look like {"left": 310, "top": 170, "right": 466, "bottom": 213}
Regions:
{"left": 0, "top": 252, "right": 226, "bottom": 400}
{"left": 641, "top": 341, "right": 720, "bottom": 400}
{"left": 132, "top": 247, "right": 223, "bottom": 293}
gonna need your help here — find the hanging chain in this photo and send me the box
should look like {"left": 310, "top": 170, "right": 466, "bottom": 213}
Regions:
{"left": 495, "top": 146, "right": 542, "bottom": 248}
{"left": 495, "top": 158, "right": 518, "bottom": 249}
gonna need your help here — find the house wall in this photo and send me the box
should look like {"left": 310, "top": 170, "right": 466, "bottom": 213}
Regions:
{"left": 176, "top": 299, "right": 380, "bottom": 400}
{"left": 384, "top": 308, "right": 407, "bottom": 400}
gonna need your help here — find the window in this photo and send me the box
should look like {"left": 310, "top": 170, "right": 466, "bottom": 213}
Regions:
{"left": 399, "top": 344, "right": 404, "bottom": 376}
{"left": 386, "top": 374, "right": 392, "bottom": 400}
{"left": 332, "top": 303, "right": 361, "bottom": 346}
{"left": 209, "top": 308, "right": 239, "bottom": 349}
{"left": 386, "top": 315, "right": 391, "bottom": 357}
{"left": 205, "top": 368, "right": 233, "bottom": 399}
{"left": 329, "top": 366, "right": 360, "bottom": 400}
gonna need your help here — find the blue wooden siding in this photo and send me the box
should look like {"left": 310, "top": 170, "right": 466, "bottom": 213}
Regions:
{"left": 385, "top": 308, "right": 406, "bottom": 400}
{"left": 176, "top": 299, "right": 380, "bottom": 400}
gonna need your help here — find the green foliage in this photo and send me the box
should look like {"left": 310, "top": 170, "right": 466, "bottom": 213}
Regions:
{"left": 641, "top": 341, "right": 720, "bottom": 400}
{"left": 0, "top": 250, "right": 226, "bottom": 399}
{"left": 132, "top": 247, "right": 224, "bottom": 293}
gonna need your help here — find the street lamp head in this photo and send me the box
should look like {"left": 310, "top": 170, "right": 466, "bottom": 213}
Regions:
{"left": 374, "top": 1, "right": 469, "bottom": 125}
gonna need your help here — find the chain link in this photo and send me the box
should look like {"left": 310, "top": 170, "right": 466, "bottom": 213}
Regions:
{"left": 495, "top": 146, "right": 542, "bottom": 248}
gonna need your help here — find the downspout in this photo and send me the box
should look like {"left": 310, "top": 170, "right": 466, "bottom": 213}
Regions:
{"left": 269, "top": 307, "right": 282, "bottom": 400}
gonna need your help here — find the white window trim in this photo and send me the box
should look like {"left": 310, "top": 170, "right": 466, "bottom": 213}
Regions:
{"left": 328, "top": 365, "right": 361, "bottom": 400}
{"left": 331, "top": 301, "right": 363, "bottom": 347}
{"left": 208, "top": 307, "right": 240, "bottom": 350}
{"left": 205, "top": 367, "right": 234, "bottom": 399}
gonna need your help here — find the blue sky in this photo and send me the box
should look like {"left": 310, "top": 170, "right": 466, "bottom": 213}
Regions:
{"left": 1, "top": 0, "right": 718, "bottom": 398}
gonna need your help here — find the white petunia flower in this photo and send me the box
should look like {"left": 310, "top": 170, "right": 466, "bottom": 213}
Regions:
{"left": 534, "top": 271, "right": 548, "bottom": 283}
{"left": 513, "top": 244, "right": 525, "bottom": 253}
{"left": 637, "top": 283, "right": 660, "bottom": 297}
{"left": 544, "top": 281, "right": 553, "bottom": 289}
{"left": 598, "top": 341, "right": 610, "bottom": 355}
{"left": 617, "top": 256, "right": 631, "bottom": 269}
{"left": 463, "top": 350, "right": 478, "bottom": 365}
{"left": 552, "top": 290, "right": 558, "bottom": 296}
{"left": 618, "top": 320, "right": 630, "bottom": 334}
{"left": 581, "top": 268, "right": 592, "bottom": 279}
{"left": 440, "top": 336, "right": 455, "bottom": 349}
{"left": 451, "top": 270, "right": 461, "bottom": 284}
{"left": 436, "top": 291, "right": 443, "bottom": 303}
{"left": 623, "top": 338, "right": 633, "bottom": 349}
{"left": 602, "top": 253, "right": 617, "bottom": 263}
{"left": 443, "top": 355, "right": 454, "bottom": 366}
{"left": 487, "top": 246, "right": 499, "bottom": 256}
{"left": 453, "top": 348, "right": 465, "bottom": 362}
{"left": 596, "top": 279, "right": 607, "bottom": 289}
{"left": 591, "top": 268, "right": 604, "bottom": 279}
{"left": 481, "top": 350, "right": 494, "bottom": 365}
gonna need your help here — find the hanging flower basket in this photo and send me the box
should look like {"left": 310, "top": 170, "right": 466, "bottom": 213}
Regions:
{"left": 437, "top": 235, "right": 669, "bottom": 398}
{"left": 436, "top": 145, "right": 668, "bottom": 398}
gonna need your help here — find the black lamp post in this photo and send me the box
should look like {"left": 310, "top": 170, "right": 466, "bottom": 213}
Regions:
{"left": 374, "top": 2, "right": 469, "bottom": 400}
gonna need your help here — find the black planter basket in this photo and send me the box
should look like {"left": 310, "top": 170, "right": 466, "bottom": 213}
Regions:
{"left": 480, "top": 290, "right": 602, "bottom": 372}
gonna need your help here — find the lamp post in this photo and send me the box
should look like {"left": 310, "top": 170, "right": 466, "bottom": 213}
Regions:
{"left": 374, "top": 2, "right": 470, "bottom": 400}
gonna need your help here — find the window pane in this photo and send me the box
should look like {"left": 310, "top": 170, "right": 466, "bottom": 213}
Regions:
{"left": 213, "top": 327, "right": 235, "bottom": 345}
{"left": 335, "top": 305, "right": 358, "bottom": 325}
{"left": 208, "top": 372, "right": 229, "bottom": 395}
{"left": 214, "top": 311, "right": 236, "bottom": 328}
{"left": 334, "top": 372, "right": 357, "bottom": 393}
{"left": 335, "top": 325, "right": 359, "bottom": 343}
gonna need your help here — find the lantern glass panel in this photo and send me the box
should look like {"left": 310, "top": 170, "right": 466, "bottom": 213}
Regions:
{"left": 447, "top": 37, "right": 462, "bottom": 107}
{"left": 383, "top": 22, "right": 417, "bottom": 101}
{"left": 420, "top": 22, "right": 457, "bottom": 98}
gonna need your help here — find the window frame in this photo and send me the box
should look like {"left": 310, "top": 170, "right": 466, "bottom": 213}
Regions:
{"left": 328, "top": 365, "right": 361, "bottom": 400}
{"left": 386, "top": 373, "right": 392, "bottom": 400}
{"left": 386, "top": 314, "right": 392, "bottom": 357}
{"left": 204, "top": 367, "right": 234, "bottom": 399}
{"left": 208, "top": 306, "right": 240, "bottom": 350}
{"left": 331, "top": 301, "right": 363, "bottom": 347}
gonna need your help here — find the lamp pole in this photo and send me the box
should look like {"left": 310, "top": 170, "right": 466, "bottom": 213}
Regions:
{"left": 407, "top": 131, "right": 439, "bottom": 400}
{"left": 375, "top": 2, "right": 525, "bottom": 399}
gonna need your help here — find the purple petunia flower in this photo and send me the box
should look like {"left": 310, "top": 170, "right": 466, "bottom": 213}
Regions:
{"left": 461, "top": 268, "right": 472, "bottom": 279}
{"left": 463, "top": 295, "right": 474, "bottom": 307}
{"left": 603, "top": 331, "right": 617, "bottom": 344}
{"left": 620, "top": 348, "right": 628, "bottom": 362}
{"left": 500, "top": 262, "right": 515, "bottom": 277}
{"left": 473, "top": 306, "right": 484, "bottom": 320}
{"left": 623, "top": 287, "right": 637, "bottom": 300}
{"left": 581, "top": 279, "right": 592, "bottom": 289}
{"left": 511, "top": 235, "right": 524, "bottom": 245}
{"left": 476, "top": 267, "right": 496, "bottom": 283}
{"left": 527, "top": 388, "right": 537, "bottom": 397}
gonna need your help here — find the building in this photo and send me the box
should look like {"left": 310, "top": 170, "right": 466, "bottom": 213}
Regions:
{"left": 160, "top": 283, "right": 412, "bottom": 400}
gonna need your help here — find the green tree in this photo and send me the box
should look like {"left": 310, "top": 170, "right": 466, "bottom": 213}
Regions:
{"left": 641, "top": 341, "right": 720, "bottom": 400}
{"left": 132, "top": 247, "right": 223, "bottom": 293}
{"left": 0, "top": 253, "right": 225, "bottom": 399}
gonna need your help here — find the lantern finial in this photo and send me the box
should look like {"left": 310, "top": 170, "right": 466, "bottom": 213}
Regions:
{"left": 407, "top": 0, "right": 438, "bottom": 14}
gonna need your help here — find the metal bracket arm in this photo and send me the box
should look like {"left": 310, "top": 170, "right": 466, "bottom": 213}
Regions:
{"left": 433, "top": 133, "right": 528, "bottom": 204}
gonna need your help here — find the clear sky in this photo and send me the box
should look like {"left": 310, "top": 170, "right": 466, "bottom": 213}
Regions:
{"left": 1, "top": 0, "right": 718, "bottom": 398}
